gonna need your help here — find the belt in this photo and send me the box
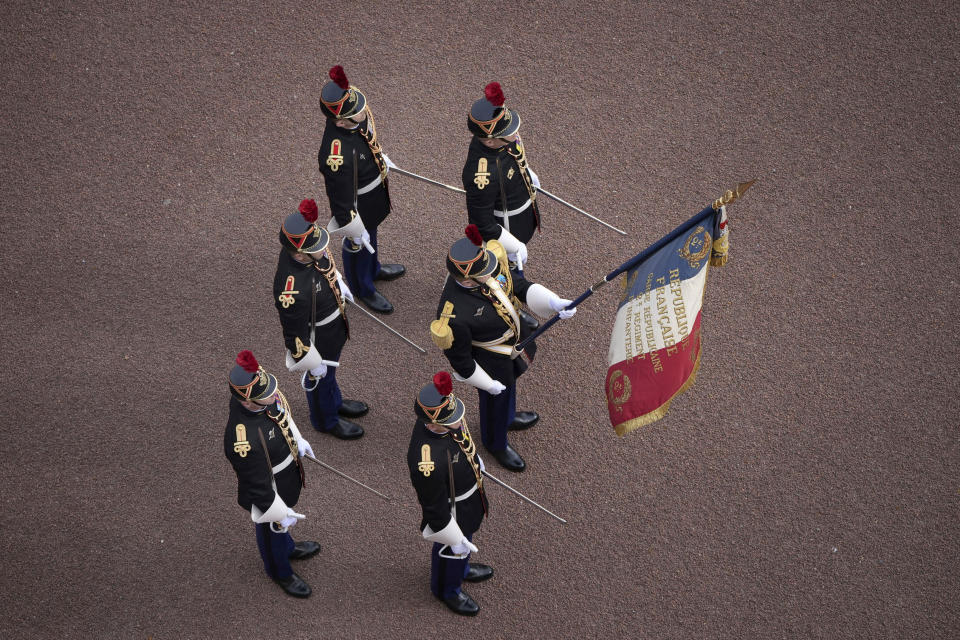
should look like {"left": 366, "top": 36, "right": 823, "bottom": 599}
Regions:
{"left": 357, "top": 174, "right": 383, "bottom": 195}
{"left": 315, "top": 309, "right": 341, "bottom": 326}
{"left": 272, "top": 454, "right": 294, "bottom": 474}
{"left": 472, "top": 329, "right": 515, "bottom": 356}
{"left": 455, "top": 483, "right": 479, "bottom": 502}
{"left": 475, "top": 344, "right": 513, "bottom": 356}
{"left": 493, "top": 199, "right": 531, "bottom": 218}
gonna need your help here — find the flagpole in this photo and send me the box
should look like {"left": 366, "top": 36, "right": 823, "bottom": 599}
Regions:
{"left": 515, "top": 179, "right": 755, "bottom": 351}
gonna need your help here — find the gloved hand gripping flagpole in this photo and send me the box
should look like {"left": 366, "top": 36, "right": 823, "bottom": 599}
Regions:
{"left": 515, "top": 180, "right": 756, "bottom": 351}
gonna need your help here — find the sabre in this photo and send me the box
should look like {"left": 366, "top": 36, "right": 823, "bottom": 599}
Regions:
{"left": 481, "top": 469, "right": 567, "bottom": 524}
{"left": 391, "top": 166, "right": 466, "bottom": 194}
{"left": 347, "top": 299, "right": 427, "bottom": 353}
{"left": 535, "top": 186, "right": 628, "bottom": 236}
{"left": 516, "top": 180, "right": 757, "bottom": 351}
{"left": 303, "top": 454, "right": 391, "bottom": 501}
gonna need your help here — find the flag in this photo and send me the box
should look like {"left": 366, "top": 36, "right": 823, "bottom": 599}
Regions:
{"left": 605, "top": 205, "right": 729, "bottom": 436}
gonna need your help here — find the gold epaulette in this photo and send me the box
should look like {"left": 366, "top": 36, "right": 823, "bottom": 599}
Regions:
{"left": 486, "top": 239, "right": 508, "bottom": 270}
{"left": 430, "top": 301, "right": 455, "bottom": 350}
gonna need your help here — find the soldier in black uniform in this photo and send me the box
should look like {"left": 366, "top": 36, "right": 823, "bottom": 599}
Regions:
{"left": 407, "top": 371, "right": 492, "bottom": 616}
{"left": 462, "top": 81, "right": 543, "bottom": 330}
{"left": 274, "top": 198, "right": 368, "bottom": 440}
{"left": 430, "top": 225, "right": 577, "bottom": 473}
{"left": 223, "top": 350, "right": 322, "bottom": 598}
{"left": 318, "top": 64, "right": 404, "bottom": 314}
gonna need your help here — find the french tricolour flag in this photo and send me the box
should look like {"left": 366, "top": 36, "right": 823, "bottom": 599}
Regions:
{"left": 605, "top": 206, "right": 728, "bottom": 436}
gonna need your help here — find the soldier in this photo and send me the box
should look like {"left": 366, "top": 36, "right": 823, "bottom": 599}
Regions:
{"left": 461, "top": 81, "right": 542, "bottom": 330}
{"left": 430, "top": 225, "right": 576, "bottom": 472}
{"left": 318, "top": 64, "right": 404, "bottom": 314}
{"left": 223, "top": 350, "right": 321, "bottom": 598}
{"left": 407, "top": 371, "right": 492, "bottom": 616}
{"left": 274, "top": 198, "right": 367, "bottom": 440}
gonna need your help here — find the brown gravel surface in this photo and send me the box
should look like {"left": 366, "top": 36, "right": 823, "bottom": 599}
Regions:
{"left": 2, "top": 1, "right": 958, "bottom": 638}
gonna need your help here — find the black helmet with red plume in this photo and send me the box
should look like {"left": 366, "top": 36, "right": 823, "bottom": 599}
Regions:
{"left": 468, "top": 81, "right": 521, "bottom": 138}
{"left": 320, "top": 65, "right": 367, "bottom": 119}
{"left": 414, "top": 371, "right": 466, "bottom": 426}
{"left": 446, "top": 224, "right": 498, "bottom": 280}
{"left": 228, "top": 350, "right": 278, "bottom": 402}
{"left": 279, "top": 198, "right": 330, "bottom": 254}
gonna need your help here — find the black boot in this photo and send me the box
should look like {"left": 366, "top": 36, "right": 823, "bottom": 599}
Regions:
{"left": 273, "top": 572, "right": 311, "bottom": 598}
{"left": 440, "top": 590, "right": 480, "bottom": 616}
{"left": 464, "top": 563, "right": 494, "bottom": 583}
{"left": 359, "top": 290, "right": 394, "bottom": 314}
{"left": 374, "top": 263, "right": 406, "bottom": 281}
{"left": 490, "top": 445, "right": 526, "bottom": 472}
{"left": 338, "top": 399, "right": 369, "bottom": 418}
{"left": 508, "top": 411, "right": 539, "bottom": 431}
{"left": 328, "top": 418, "right": 364, "bottom": 440}
{"left": 288, "top": 541, "right": 321, "bottom": 560}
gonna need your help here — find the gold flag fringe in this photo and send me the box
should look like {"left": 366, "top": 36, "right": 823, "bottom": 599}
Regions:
{"left": 614, "top": 349, "right": 702, "bottom": 437}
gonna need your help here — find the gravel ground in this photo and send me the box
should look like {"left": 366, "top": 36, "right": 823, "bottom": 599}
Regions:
{"left": 1, "top": 1, "right": 958, "bottom": 638}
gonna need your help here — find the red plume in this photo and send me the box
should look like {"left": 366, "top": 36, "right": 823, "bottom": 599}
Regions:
{"left": 299, "top": 198, "right": 319, "bottom": 223}
{"left": 329, "top": 65, "right": 349, "bottom": 90}
{"left": 433, "top": 371, "right": 453, "bottom": 397}
{"left": 464, "top": 224, "right": 483, "bottom": 246}
{"left": 484, "top": 82, "right": 505, "bottom": 107}
{"left": 236, "top": 350, "right": 259, "bottom": 373}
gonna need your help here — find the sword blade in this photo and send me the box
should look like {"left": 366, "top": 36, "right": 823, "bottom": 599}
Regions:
{"left": 481, "top": 469, "right": 567, "bottom": 524}
{"left": 391, "top": 166, "right": 466, "bottom": 194}
{"left": 303, "top": 454, "right": 391, "bottom": 501}
{"left": 536, "top": 187, "right": 628, "bottom": 236}
{"left": 347, "top": 299, "right": 427, "bottom": 353}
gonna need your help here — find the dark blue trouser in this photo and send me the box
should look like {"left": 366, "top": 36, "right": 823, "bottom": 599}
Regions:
{"left": 431, "top": 533, "right": 475, "bottom": 598}
{"left": 477, "top": 384, "right": 516, "bottom": 452}
{"left": 341, "top": 227, "right": 382, "bottom": 299}
{"left": 305, "top": 344, "right": 344, "bottom": 432}
{"left": 255, "top": 522, "right": 294, "bottom": 580}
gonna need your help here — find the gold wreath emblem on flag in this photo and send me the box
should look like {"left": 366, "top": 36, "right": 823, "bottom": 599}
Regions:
{"left": 678, "top": 225, "right": 712, "bottom": 269}
{"left": 607, "top": 369, "right": 631, "bottom": 413}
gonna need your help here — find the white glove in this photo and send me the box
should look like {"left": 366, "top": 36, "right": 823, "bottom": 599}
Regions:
{"left": 506, "top": 241, "right": 528, "bottom": 269}
{"left": 351, "top": 229, "right": 375, "bottom": 254}
{"left": 279, "top": 509, "right": 306, "bottom": 529}
{"left": 476, "top": 453, "right": 485, "bottom": 473}
{"left": 297, "top": 437, "right": 314, "bottom": 459}
{"left": 527, "top": 166, "right": 540, "bottom": 190}
{"left": 336, "top": 272, "right": 354, "bottom": 303}
{"left": 309, "top": 363, "right": 328, "bottom": 379}
{"left": 549, "top": 295, "right": 577, "bottom": 320}
{"left": 382, "top": 152, "right": 397, "bottom": 170}
{"left": 450, "top": 538, "right": 479, "bottom": 556}
{"left": 486, "top": 380, "right": 507, "bottom": 395}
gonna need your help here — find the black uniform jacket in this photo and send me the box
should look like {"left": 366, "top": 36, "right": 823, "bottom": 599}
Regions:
{"left": 436, "top": 274, "right": 537, "bottom": 387}
{"left": 318, "top": 117, "right": 390, "bottom": 230}
{"left": 407, "top": 420, "right": 486, "bottom": 537}
{"left": 461, "top": 137, "right": 539, "bottom": 244}
{"left": 224, "top": 398, "right": 302, "bottom": 513}
{"left": 273, "top": 251, "right": 348, "bottom": 364}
